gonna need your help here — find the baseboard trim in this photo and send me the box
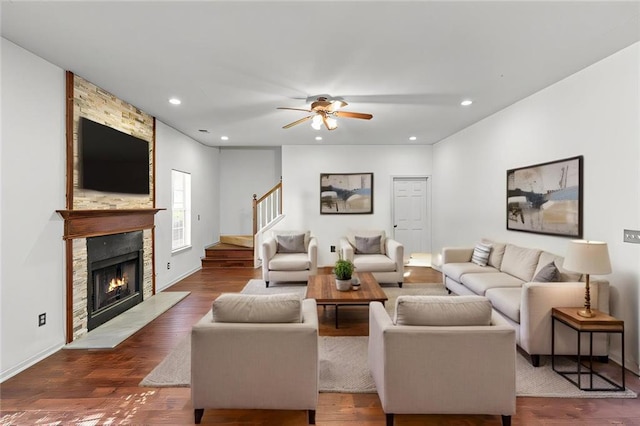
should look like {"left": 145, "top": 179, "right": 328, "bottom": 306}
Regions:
{"left": 158, "top": 265, "right": 202, "bottom": 291}
{"left": 1, "top": 341, "right": 65, "bottom": 383}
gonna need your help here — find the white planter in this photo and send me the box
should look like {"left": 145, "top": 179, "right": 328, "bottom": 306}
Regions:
{"left": 335, "top": 279, "right": 352, "bottom": 291}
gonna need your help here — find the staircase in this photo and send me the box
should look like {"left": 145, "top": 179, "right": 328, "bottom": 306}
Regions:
{"left": 201, "top": 179, "right": 283, "bottom": 269}
{"left": 201, "top": 235, "right": 254, "bottom": 269}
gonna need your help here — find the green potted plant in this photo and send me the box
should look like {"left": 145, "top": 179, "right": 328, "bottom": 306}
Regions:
{"left": 334, "top": 253, "right": 355, "bottom": 291}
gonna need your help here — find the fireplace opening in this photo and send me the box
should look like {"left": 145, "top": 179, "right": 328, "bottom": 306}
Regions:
{"left": 87, "top": 231, "right": 144, "bottom": 331}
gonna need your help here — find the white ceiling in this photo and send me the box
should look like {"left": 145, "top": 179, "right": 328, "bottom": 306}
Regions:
{"left": 2, "top": 1, "right": 639, "bottom": 147}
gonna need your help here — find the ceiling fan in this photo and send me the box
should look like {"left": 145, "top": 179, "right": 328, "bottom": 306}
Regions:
{"left": 277, "top": 96, "right": 373, "bottom": 130}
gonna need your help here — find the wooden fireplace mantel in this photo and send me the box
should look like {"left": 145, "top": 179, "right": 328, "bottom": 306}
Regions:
{"left": 56, "top": 208, "right": 165, "bottom": 239}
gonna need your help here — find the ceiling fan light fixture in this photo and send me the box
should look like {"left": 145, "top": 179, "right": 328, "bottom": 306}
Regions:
{"left": 325, "top": 116, "right": 338, "bottom": 130}
{"left": 311, "top": 115, "right": 323, "bottom": 130}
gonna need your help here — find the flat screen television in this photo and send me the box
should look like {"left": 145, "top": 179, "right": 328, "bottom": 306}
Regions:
{"left": 79, "top": 117, "right": 150, "bottom": 195}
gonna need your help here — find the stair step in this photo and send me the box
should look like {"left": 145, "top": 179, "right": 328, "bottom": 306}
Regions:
{"left": 220, "top": 235, "right": 253, "bottom": 248}
{"left": 202, "top": 242, "right": 254, "bottom": 269}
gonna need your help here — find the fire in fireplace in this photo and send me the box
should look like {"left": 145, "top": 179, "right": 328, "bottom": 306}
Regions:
{"left": 86, "top": 231, "right": 144, "bottom": 331}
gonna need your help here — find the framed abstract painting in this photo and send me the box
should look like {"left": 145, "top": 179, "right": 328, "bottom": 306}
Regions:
{"left": 320, "top": 173, "right": 373, "bottom": 214}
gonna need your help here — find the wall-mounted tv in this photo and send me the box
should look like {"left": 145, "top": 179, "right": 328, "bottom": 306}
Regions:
{"left": 79, "top": 117, "right": 150, "bottom": 195}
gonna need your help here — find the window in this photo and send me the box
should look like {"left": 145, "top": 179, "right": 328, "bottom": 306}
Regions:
{"left": 171, "top": 170, "right": 191, "bottom": 252}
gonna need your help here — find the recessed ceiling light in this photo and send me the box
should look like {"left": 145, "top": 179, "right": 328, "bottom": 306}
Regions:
{"left": 409, "top": 136, "right": 417, "bottom": 141}
{"left": 315, "top": 136, "right": 323, "bottom": 141}
{"left": 220, "top": 136, "right": 229, "bottom": 141}
{"left": 169, "top": 98, "right": 181, "bottom": 105}
{"left": 460, "top": 99, "right": 473, "bottom": 106}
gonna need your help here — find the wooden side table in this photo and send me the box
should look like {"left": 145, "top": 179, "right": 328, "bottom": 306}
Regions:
{"left": 551, "top": 307, "right": 625, "bottom": 391}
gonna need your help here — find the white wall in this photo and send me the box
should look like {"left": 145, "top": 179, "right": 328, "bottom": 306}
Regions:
{"left": 282, "top": 145, "right": 433, "bottom": 266}
{"left": 154, "top": 122, "right": 220, "bottom": 290}
{"left": 0, "top": 39, "right": 220, "bottom": 381}
{"left": 1, "top": 39, "right": 66, "bottom": 380}
{"left": 433, "top": 43, "right": 640, "bottom": 373}
{"left": 219, "top": 147, "right": 281, "bottom": 235}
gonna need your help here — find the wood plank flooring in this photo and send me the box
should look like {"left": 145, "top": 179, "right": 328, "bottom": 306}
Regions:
{"left": 1, "top": 266, "right": 639, "bottom": 425}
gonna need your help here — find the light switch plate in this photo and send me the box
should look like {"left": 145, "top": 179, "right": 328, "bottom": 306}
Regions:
{"left": 623, "top": 229, "right": 640, "bottom": 244}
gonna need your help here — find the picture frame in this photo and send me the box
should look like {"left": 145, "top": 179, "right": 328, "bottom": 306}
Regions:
{"left": 506, "top": 156, "right": 583, "bottom": 238}
{"left": 320, "top": 173, "right": 373, "bottom": 214}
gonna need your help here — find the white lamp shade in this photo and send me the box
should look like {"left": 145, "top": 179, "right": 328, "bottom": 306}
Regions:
{"left": 563, "top": 240, "right": 612, "bottom": 275}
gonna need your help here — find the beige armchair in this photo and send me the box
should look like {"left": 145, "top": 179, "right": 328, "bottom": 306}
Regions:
{"left": 261, "top": 230, "right": 318, "bottom": 287}
{"left": 368, "top": 296, "right": 516, "bottom": 426}
{"left": 339, "top": 230, "right": 404, "bottom": 287}
{"left": 191, "top": 294, "right": 319, "bottom": 424}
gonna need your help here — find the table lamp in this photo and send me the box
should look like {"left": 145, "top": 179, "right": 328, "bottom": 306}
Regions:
{"left": 563, "top": 240, "right": 612, "bottom": 318}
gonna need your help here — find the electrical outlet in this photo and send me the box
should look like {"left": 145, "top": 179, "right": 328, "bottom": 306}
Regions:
{"left": 167, "top": 262, "right": 171, "bottom": 269}
{"left": 38, "top": 313, "right": 46, "bottom": 327}
{"left": 330, "top": 245, "right": 336, "bottom": 253}
{"left": 623, "top": 229, "right": 640, "bottom": 244}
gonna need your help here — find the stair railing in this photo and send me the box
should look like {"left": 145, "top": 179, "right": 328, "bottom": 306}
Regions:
{"left": 252, "top": 178, "right": 284, "bottom": 265}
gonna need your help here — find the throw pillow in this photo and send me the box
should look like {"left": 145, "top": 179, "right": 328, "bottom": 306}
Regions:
{"left": 212, "top": 293, "right": 302, "bottom": 323}
{"left": 394, "top": 295, "right": 492, "bottom": 326}
{"left": 471, "top": 242, "right": 492, "bottom": 266}
{"left": 532, "top": 261, "right": 558, "bottom": 282}
{"left": 355, "top": 235, "right": 382, "bottom": 254}
{"left": 276, "top": 233, "right": 306, "bottom": 253}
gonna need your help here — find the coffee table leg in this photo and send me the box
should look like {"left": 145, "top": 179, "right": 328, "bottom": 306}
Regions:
{"left": 335, "top": 304, "right": 339, "bottom": 329}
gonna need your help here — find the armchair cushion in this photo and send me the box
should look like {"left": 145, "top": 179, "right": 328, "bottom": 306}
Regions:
{"left": 212, "top": 293, "right": 302, "bottom": 323}
{"left": 394, "top": 295, "right": 492, "bottom": 326}
{"left": 268, "top": 253, "right": 310, "bottom": 271}
{"left": 276, "top": 233, "right": 306, "bottom": 253}
{"left": 354, "top": 235, "right": 382, "bottom": 254}
{"left": 352, "top": 254, "right": 396, "bottom": 272}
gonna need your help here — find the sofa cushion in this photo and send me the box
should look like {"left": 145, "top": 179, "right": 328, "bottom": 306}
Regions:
{"left": 212, "top": 293, "right": 302, "bottom": 323}
{"left": 276, "top": 233, "right": 306, "bottom": 253}
{"left": 268, "top": 253, "right": 310, "bottom": 271}
{"left": 355, "top": 235, "right": 382, "bottom": 254}
{"left": 352, "top": 254, "right": 396, "bottom": 272}
{"left": 460, "top": 272, "right": 525, "bottom": 296}
{"left": 482, "top": 239, "right": 507, "bottom": 269}
{"left": 394, "top": 295, "right": 492, "bottom": 326}
{"left": 347, "top": 229, "right": 386, "bottom": 255}
{"left": 485, "top": 287, "right": 522, "bottom": 323}
{"left": 471, "top": 242, "right": 492, "bottom": 266}
{"left": 500, "top": 244, "right": 542, "bottom": 282}
{"left": 272, "top": 230, "right": 311, "bottom": 251}
{"left": 442, "top": 262, "right": 499, "bottom": 282}
{"left": 536, "top": 251, "right": 582, "bottom": 282}
{"left": 532, "top": 261, "right": 558, "bottom": 282}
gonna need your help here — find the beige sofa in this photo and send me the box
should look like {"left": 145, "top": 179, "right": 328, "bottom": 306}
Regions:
{"left": 191, "top": 294, "right": 319, "bottom": 424}
{"left": 368, "top": 296, "right": 516, "bottom": 426}
{"left": 442, "top": 241, "right": 610, "bottom": 366}
{"left": 339, "top": 229, "right": 404, "bottom": 287}
{"left": 261, "top": 230, "right": 318, "bottom": 287}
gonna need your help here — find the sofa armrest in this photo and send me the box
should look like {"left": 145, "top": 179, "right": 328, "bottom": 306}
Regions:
{"left": 442, "top": 247, "right": 474, "bottom": 264}
{"left": 339, "top": 237, "right": 354, "bottom": 262}
{"left": 519, "top": 279, "right": 610, "bottom": 355}
{"left": 307, "top": 237, "right": 318, "bottom": 274}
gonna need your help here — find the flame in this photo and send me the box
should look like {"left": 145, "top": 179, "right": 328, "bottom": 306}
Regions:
{"left": 108, "top": 273, "right": 128, "bottom": 292}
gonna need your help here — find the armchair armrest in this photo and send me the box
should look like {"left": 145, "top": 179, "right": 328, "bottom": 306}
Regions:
{"left": 385, "top": 238, "right": 404, "bottom": 272}
{"left": 261, "top": 237, "right": 278, "bottom": 277}
{"left": 442, "top": 247, "right": 474, "bottom": 264}
{"left": 339, "top": 237, "right": 354, "bottom": 262}
{"left": 307, "top": 237, "right": 318, "bottom": 275}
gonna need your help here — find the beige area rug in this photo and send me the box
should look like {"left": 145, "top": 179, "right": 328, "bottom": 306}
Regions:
{"left": 139, "top": 282, "right": 635, "bottom": 398}
{"left": 139, "top": 334, "right": 636, "bottom": 398}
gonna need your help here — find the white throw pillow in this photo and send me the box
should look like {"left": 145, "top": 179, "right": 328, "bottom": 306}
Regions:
{"left": 471, "top": 242, "right": 492, "bottom": 266}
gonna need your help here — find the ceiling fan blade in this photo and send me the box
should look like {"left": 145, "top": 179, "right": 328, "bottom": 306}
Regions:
{"left": 277, "top": 107, "right": 312, "bottom": 112}
{"left": 282, "top": 115, "right": 313, "bottom": 129}
{"left": 334, "top": 111, "right": 373, "bottom": 120}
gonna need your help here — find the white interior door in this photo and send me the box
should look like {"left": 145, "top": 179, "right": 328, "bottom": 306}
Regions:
{"left": 392, "top": 177, "right": 430, "bottom": 261}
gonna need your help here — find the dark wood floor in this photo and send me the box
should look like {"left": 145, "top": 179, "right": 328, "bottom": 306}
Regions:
{"left": 1, "top": 266, "right": 639, "bottom": 425}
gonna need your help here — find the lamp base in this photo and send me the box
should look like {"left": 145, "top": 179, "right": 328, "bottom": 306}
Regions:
{"left": 577, "top": 308, "right": 595, "bottom": 318}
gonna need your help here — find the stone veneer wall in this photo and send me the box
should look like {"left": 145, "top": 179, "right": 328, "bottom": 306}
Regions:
{"left": 69, "top": 74, "right": 155, "bottom": 340}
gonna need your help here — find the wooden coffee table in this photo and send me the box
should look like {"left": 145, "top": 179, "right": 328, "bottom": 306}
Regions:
{"left": 306, "top": 272, "right": 388, "bottom": 328}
